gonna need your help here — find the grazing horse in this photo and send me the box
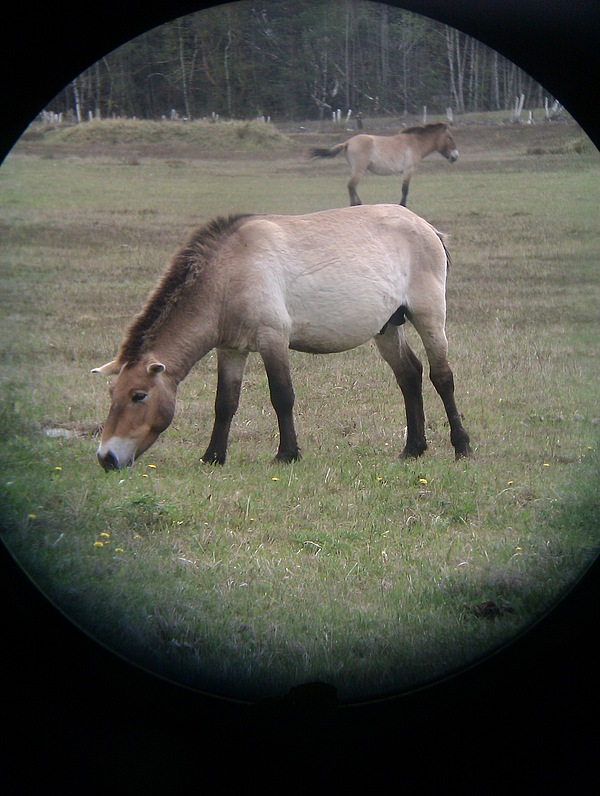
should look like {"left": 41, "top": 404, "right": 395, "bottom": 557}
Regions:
{"left": 311, "top": 123, "right": 459, "bottom": 207}
{"left": 92, "top": 205, "right": 470, "bottom": 470}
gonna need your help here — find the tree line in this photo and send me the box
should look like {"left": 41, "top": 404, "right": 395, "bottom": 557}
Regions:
{"left": 48, "top": 0, "right": 551, "bottom": 124}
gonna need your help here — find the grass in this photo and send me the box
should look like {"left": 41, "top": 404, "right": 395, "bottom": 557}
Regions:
{"left": 1, "top": 118, "right": 599, "bottom": 702}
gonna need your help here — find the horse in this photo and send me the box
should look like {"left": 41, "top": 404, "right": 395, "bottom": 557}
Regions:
{"left": 310, "top": 123, "right": 459, "bottom": 207}
{"left": 92, "top": 205, "right": 471, "bottom": 470}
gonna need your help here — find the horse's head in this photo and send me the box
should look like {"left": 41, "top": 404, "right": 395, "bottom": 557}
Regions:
{"left": 439, "top": 126, "right": 459, "bottom": 163}
{"left": 92, "top": 354, "right": 177, "bottom": 470}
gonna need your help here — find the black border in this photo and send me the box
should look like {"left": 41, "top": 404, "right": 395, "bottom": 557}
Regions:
{"left": 2, "top": 1, "right": 598, "bottom": 785}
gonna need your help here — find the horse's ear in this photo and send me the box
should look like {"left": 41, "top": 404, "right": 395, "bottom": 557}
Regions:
{"left": 92, "top": 359, "right": 121, "bottom": 376}
{"left": 147, "top": 361, "right": 166, "bottom": 375}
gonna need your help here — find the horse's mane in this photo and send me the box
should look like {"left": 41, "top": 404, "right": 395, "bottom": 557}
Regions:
{"left": 119, "top": 213, "right": 252, "bottom": 362}
{"left": 401, "top": 122, "right": 447, "bottom": 135}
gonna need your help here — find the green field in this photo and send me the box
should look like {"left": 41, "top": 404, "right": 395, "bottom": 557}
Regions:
{"left": 1, "top": 117, "right": 598, "bottom": 701}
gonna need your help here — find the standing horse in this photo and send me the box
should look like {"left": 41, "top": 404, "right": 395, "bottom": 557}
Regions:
{"left": 93, "top": 205, "right": 470, "bottom": 470}
{"left": 311, "top": 123, "right": 459, "bottom": 207}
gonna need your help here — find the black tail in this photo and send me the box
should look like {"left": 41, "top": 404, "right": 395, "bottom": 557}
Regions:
{"left": 310, "top": 143, "right": 345, "bottom": 159}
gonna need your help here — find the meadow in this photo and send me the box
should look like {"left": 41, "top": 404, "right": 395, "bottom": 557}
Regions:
{"left": 1, "top": 117, "right": 598, "bottom": 702}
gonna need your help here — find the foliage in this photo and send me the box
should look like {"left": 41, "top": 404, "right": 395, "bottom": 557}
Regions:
{"left": 48, "top": 0, "right": 549, "bottom": 123}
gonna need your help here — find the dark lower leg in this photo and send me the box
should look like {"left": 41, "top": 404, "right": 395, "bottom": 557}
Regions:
{"left": 375, "top": 332, "right": 427, "bottom": 458}
{"left": 262, "top": 352, "right": 300, "bottom": 462}
{"left": 400, "top": 178, "right": 409, "bottom": 207}
{"left": 398, "top": 353, "right": 427, "bottom": 458}
{"left": 201, "top": 353, "right": 246, "bottom": 465}
{"left": 430, "top": 366, "right": 471, "bottom": 458}
{"left": 348, "top": 177, "right": 362, "bottom": 206}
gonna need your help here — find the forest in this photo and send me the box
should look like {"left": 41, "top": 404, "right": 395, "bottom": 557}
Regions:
{"left": 47, "top": 0, "right": 551, "bottom": 123}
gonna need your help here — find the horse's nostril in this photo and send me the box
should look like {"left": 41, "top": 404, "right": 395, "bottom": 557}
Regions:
{"left": 99, "top": 450, "right": 119, "bottom": 471}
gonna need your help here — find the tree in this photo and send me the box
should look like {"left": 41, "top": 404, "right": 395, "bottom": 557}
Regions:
{"left": 43, "top": 0, "right": 552, "bottom": 123}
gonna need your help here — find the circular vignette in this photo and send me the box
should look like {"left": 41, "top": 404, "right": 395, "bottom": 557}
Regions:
{"left": 1, "top": 0, "right": 598, "bottom": 779}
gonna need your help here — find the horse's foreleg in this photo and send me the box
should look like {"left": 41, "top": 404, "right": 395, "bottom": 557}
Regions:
{"left": 260, "top": 343, "right": 300, "bottom": 463}
{"left": 400, "top": 177, "right": 410, "bottom": 207}
{"left": 374, "top": 326, "right": 427, "bottom": 458}
{"left": 201, "top": 349, "right": 248, "bottom": 465}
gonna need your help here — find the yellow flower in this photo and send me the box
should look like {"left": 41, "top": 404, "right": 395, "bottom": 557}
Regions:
{"left": 419, "top": 478, "right": 428, "bottom": 485}
{"left": 115, "top": 547, "right": 125, "bottom": 552}
{"left": 28, "top": 513, "right": 37, "bottom": 519}
{"left": 148, "top": 464, "right": 157, "bottom": 469}
{"left": 100, "top": 532, "right": 110, "bottom": 538}
{"left": 543, "top": 462, "right": 550, "bottom": 467}
{"left": 54, "top": 466, "right": 62, "bottom": 472}
{"left": 142, "top": 473, "right": 149, "bottom": 478}
{"left": 507, "top": 479, "right": 514, "bottom": 486}
{"left": 271, "top": 476, "right": 280, "bottom": 481}
{"left": 94, "top": 541, "right": 104, "bottom": 547}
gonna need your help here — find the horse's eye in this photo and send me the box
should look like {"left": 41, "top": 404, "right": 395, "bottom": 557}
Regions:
{"left": 131, "top": 391, "right": 148, "bottom": 404}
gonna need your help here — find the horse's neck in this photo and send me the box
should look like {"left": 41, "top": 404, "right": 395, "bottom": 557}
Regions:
{"left": 419, "top": 135, "right": 438, "bottom": 158}
{"left": 152, "top": 317, "right": 218, "bottom": 385}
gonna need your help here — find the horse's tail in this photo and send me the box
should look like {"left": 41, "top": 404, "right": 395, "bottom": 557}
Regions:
{"left": 310, "top": 142, "right": 348, "bottom": 160}
{"left": 436, "top": 231, "right": 451, "bottom": 272}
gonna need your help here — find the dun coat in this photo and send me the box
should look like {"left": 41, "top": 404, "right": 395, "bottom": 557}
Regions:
{"left": 311, "top": 123, "right": 459, "bottom": 206}
{"left": 93, "top": 204, "right": 470, "bottom": 470}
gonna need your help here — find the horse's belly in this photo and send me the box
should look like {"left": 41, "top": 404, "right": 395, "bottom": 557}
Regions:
{"left": 368, "top": 160, "right": 401, "bottom": 176}
{"left": 288, "top": 312, "right": 389, "bottom": 354}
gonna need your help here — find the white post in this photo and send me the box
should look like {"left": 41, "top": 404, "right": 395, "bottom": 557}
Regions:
{"left": 422, "top": 106, "right": 427, "bottom": 125}
{"left": 446, "top": 107, "right": 453, "bottom": 124}
{"left": 513, "top": 93, "right": 525, "bottom": 122}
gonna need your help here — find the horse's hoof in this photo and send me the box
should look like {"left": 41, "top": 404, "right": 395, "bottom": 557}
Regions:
{"left": 399, "top": 444, "right": 427, "bottom": 459}
{"left": 274, "top": 449, "right": 302, "bottom": 464}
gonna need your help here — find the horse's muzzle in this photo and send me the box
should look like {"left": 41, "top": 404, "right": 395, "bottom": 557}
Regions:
{"left": 98, "top": 450, "right": 120, "bottom": 471}
{"left": 448, "top": 149, "right": 459, "bottom": 163}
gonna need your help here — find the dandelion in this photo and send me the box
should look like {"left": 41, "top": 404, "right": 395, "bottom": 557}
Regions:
{"left": 419, "top": 478, "right": 428, "bottom": 485}
{"left": 54, "top": 466, "right": 62, "bottom": 472}
{"left": 100, "top": 532, "right": 110, "bottom": 539}
{"left": 28, "top": 513, "right": 37, "bottom": 519}
{"left": 115, "top": 547, "right": 125, "bottom": 553}
{"left": 93, "top": 541, "right": 104, "bottom": 547}
{"left": 507, "top": 479, "right": 514, "bottom": 486}
{"left": 148, "top": 464, "right": 157, "bottom": 469}
{"left": 377, "top": 476, "right": 384, "bottom": 482}
{"left": 543, "top": 462, "right": 550, "bottom": 467}
{"left": 142, "top": 473, "right": 149, "bottom": 478}
{"left": 271, "top": 476, "right": 280, "bottom": 481}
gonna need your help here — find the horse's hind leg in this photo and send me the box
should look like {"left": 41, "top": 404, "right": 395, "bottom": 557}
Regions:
{"left": 411, "top": 318, "right": 471, "bottom": 459}
{"left": 201, "top": 349, "right": 248, "bottom": 465}
{"left": 374, "top": 325, "right": 427, "bottom": 458}
{"left": 347, "top": 176, "right": 362, "bottom": 206}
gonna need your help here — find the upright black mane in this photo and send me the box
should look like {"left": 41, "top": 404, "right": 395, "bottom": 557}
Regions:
{"left": 119, "top": 213, "right": 252, "bottom": 362}
{"left": 401, "top": 122, "right": 447, "bottom": 135}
